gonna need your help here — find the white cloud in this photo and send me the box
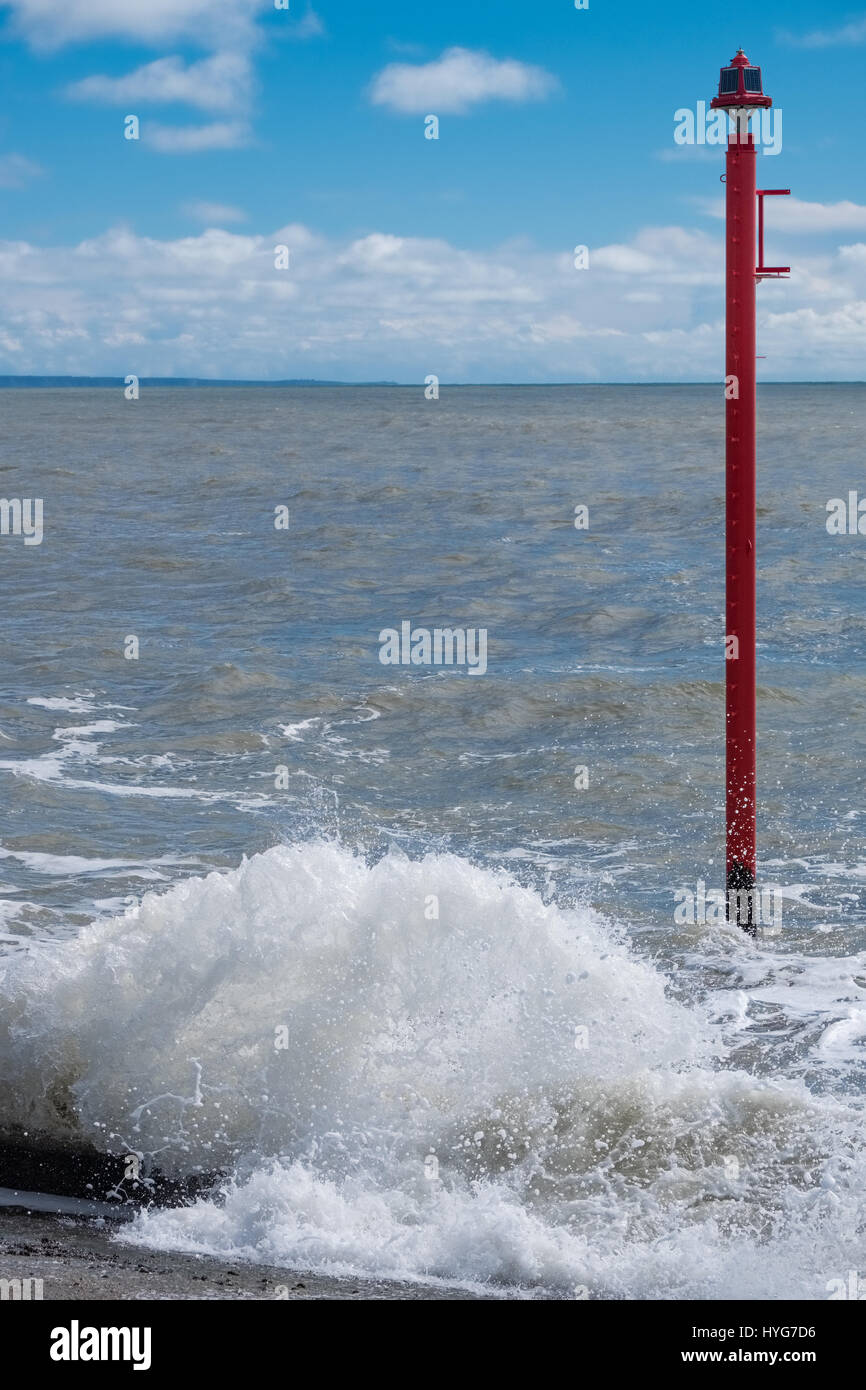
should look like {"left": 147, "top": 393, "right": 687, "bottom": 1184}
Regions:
{"left": 11, "top": 1, "right": 315, "bottom": 155}
{"left": 183, "top": 200, "right": 247, "bottom": 224}
{"left": 0, "top": 153, "right": 43, "bottom": 187}
{"left": 67, "top": 53, "right": 253, "bottom": 114}
{"left": 370, "top": 46, "right": 559, "bottom": 115}
{"left": 757, "top": 198, "right": 866, "bottom": 234}
{"left": 761, "top": 300, "right": 866, "bottom": 346}
{"left": 779, "top": 18, "right": 866, "bottom": 48}
{"left": 147, "top": 121, "right": 251, "bottom": 153}
{"left": 840, "top": 243, "right": 866, "bottom": 267}
{"left": 1, "top": 0, "right": 266, "bottom": 50}
{"left": 1, "top": 216, "right": 864, "bottom": 381}
{"left": 697, "top": 196, "right": 866, "bottom": 234}
{"left": 592, "top": 227, "right": 720, "bottom": 285}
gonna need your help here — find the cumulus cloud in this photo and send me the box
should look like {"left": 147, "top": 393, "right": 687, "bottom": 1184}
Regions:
{"left": 370, "top": 46, "right": 559, "bottom": 115}
{"left": 699, "top": 196, "right": 866, "bottom": 234}
{"left": 779, "top": 17, "right": 866, "bottom": 47}
{"left": 1, "top": 0, "right": 266, "bottom": 50}
{"left": 66, "top": 53, "right": 253, "bottom": 114}
{"left": 0, "top": 153, "right": 43, "bottom": 187}
{"left": 0, "top": 216, "right": 863, "bottom": 381}
{"left": 592, "top": 227, "right": 720, "bottom": 285}
{"left": 12, "top": 2, "right": 319, "bottom": 153}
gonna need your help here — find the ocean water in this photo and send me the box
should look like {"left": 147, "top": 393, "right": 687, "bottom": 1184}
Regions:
{"left": 0, "top": 384, "right": 864, "bottom": 1298}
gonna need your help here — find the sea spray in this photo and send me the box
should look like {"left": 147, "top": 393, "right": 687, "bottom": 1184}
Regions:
{"left": 0, "top": 842, "right": 864, "bottom": 1296}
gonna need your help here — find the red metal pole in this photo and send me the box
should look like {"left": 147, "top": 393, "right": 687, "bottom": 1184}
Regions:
{"left": 725, "top": 122, "right": 757, "bottom": 930}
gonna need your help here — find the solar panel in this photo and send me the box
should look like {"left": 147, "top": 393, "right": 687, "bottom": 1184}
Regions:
{"left": 720, "top": 68, "right": 739, "bottom": 94}
{"left": 743, "top": 68, "right": 762, "bottom": 93}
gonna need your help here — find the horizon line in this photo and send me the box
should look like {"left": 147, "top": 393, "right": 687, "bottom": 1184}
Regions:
{"left": 1, "top": 376, "right": 864, "bottom": 388}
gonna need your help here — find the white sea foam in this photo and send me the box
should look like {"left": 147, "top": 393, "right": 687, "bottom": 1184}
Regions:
{"left": 0, "top": 847, "right": 201, "bottom": 878}
{"left": 27, "top": 696, "right": 98, "bottom": 713}
{"left": 0, "top": 736, "right": 223, "bottom": 800}
{"left": 279, "top": 717, "right": 323, "bottom": 742}
{"left": 0, "top": 841, "right": 863, "bottom": 1297}
{"left": 52, "top": 721, "right": 130, "bottom": 740}
{"left": 26, "top": 696, "right": 134, "bottom": 714}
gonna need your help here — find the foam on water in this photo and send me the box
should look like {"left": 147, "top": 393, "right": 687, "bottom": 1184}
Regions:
{"left": 0, "top": 847, "right": 198, "bottom": 877}
{"left": 0, "top": 705, "right": 224, "bottom": 802}
{"left": 0, "top": 841, "right": 863, "bottom": 1296}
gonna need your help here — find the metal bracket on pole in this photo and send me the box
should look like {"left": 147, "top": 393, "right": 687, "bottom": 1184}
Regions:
{"left": 755, "top": 189, "right": 790, "bottom": 281}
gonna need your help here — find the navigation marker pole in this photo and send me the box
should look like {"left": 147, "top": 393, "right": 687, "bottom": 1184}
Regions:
{"left": 710, "top": 51, "right": 789, "bottom": 932}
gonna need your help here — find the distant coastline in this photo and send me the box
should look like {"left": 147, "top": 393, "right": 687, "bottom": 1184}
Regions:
{"left": 0, "top": 376, "right": 399, "bottom": 388}
{"left": 1, "top": 377, "right": 863, "bottom": 388}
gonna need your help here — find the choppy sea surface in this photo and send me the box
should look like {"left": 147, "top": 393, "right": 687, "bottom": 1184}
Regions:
{"left": 0, "top": 384, "right": 864, "bottom": 1298}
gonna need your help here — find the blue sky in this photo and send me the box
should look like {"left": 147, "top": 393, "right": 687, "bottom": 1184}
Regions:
{"left": 1, "top": 0, "right": 865, "bottom": 380}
